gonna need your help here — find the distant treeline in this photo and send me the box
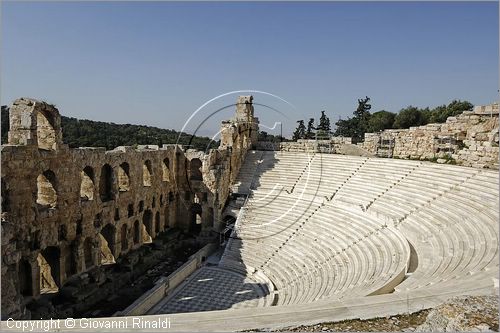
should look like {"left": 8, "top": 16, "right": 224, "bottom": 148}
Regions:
{"left": 1, "top": 106, "right": 218, "bottom": 151}
{"left": 334, "top": 98, "right": 473, "bottom": 142}
{"left": 292, "top": 98, "right": 474, "bottom": 143}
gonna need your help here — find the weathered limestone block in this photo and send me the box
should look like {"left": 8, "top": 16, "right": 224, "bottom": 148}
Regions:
{"left": 361, "top": 103, "right": 499, "bottom": 169}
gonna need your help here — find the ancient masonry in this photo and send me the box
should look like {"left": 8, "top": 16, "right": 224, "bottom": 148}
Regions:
{"left": 0, "top": 96, "right": 258, "bottom": 319}
{"left": 360, "top": 104, "right": 499, "bottom": 169}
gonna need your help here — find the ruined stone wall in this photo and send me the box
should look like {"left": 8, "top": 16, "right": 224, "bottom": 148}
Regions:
{"left": 359, "top": 104, "right": 499, "bottom": 169}
{"left": 279, "top": 137, "right": 352, "bottom": 153}
{"left": 1, "top": 96, "right": 258, "bottom": 319}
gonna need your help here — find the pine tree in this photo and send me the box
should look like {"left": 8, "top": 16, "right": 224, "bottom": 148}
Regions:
{"left": 292, "top": 120, "right": 306, "bottom": 141}
{"left": 317, "top": 111, "right": 331, "bottom": 139}
{"left": 306, "top": 118, "right": 316, "bottom": 139}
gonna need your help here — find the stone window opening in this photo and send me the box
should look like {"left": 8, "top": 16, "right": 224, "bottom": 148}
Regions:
{"left": 143, "top": 160, "right": 152, "bottom": 187}
{"left": 76, "top": 219, "right": 83, "bottom": 236}
{"left": 160, "top": 194, "right": 164, "bottom": 206}
{"left": 38, "top": 247, "right": 60, "bottom": 294}
{"left": 133, "top": 220, "right": 140, "bottom": 244}
{"left": 99, "top": 164, "right": 115, "bottom": 202}
{"left": 18, "top": 259, "right": 33, "bottom": 297}
{"left": 155, "top": 212, "right": 161, "bottom": 235}
{"left": 139, "top": 200, "right": 144, "bottom": 212}
{"left": 80, "top": 166, "right": 95, "bottom": 201}
{"left": 152, "top": 196, "right": 156, "bottom": 208}
{"left": 142, "top": 210, "right": 153, "bottom": 243}
{"left": 36, "top": 170, "right": 57, "bottom": 208}
{"left": 120, "top": 224, "right": 128, "bottom": 252}
{"left": 118, "top": 162, "right": 130, "bottom": 192}
{"left": 65, "top": 242, "right": 78, "bottom": 277}
{"left": 162, "top": 158, "right": 170, "bottom": 182}
{"left": 114, "top": 208, "right": 120, "bottom": 221}
{"left": 2, "top": 178, "right": 10, "bottom": 213}
{"left": 36, "top": 109, "right": 57, "bottom": 150}
{"left": 127, "top": 204, "right": 134, "bottom": 217}
{"left": 190, "top": 203, "right": 202, "bottom": 235}
{"left": 83, "top": 237, "right": 94, "bottom": 270}
{"left": 190, "top": 158, "right": 203, "bottom": 181}
{"left": 100, "top": 224, "right": 116, "bottom": 265}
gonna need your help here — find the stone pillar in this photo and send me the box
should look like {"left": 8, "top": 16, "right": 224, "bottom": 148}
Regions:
{"left": 59, "top": 246, "right": 69, "bottom": 285}
{"left": 75, "top": 241, "right": 85, "bottom": 274}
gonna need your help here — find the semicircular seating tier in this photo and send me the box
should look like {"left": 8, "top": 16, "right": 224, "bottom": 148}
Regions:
{"left": 151, "top": 150, "right": 498, "bottom": 330}
{"left": 219, "top": 151, "right": 499, "bottom": 306}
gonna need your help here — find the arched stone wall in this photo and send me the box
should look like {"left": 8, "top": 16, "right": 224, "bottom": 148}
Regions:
{"left": 1, "top": 96, "right": 258, "bottom": 319}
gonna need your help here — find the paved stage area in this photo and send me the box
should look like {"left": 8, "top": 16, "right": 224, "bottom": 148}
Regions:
{"left": 150, "top": 267, "right": 269, "bottom": 314}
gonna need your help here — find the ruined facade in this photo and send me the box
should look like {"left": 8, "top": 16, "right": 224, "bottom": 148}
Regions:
{"left": 1, "top": 96, "right": 258, "bottom": 319}
{"left": 359, "top": 104, "right": 499, "bottom": 169}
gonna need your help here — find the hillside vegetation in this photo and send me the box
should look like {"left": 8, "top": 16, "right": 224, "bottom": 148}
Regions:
{"left": 1, "top": 106, "right": 218, "bottom": 151}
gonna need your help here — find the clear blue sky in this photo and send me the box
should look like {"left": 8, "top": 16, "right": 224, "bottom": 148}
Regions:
{"left": 2, "top": 1, "right": 498, "bottom": 138}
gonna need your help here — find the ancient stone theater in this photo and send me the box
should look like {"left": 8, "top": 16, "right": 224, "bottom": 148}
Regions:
{"left": 1, "top": 96, "right": 498, "bottom": 331}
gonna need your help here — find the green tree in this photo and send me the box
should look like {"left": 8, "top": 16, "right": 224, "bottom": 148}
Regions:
{"left": 334, "top": 96, "right": 372, "bottom": 142}
{"left": 292, "top": 120, "right": 306, "bottom": 141}
{"left": 316, "top": 111, "right": 331, "bottom": 139}
{"left": 393, "top": 106, "right": 427, "bottom": 129}
{"left": 367, "top": 110, "right": 396, "bottom": 132}
{"left": 353, "top": 97, "right": 372, "bottom": 141}
{"left": 428, "top": 100, "right": 473, "bottom": 123}
{"left": 317, "top": 111, "right": 331, "bottom": 132}
{"left": 305, "top": 118, "right": 316, "bottom": 139}
{"left": 333, "top": 117, "right": 356, "bottom": 138}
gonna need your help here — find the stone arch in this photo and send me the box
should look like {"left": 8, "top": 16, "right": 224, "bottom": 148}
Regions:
{"left": 143, "top": 160, "right": 152, "bottom": 187}
{"left": 39, "top": 246, "right": 60, "bottom": 293}
{"left": 190, "top": 203, "right": 202, "bottom": 235}
{"left": 133, "top": 220, "right": 140, "bottom": 244}
{"left": 36, "top": 109, "right": 57, "bottom": 150}
{"left": 80, "top": 166, "right": 95, "bottom": 201}
{"left": 99, "top": 164, "right": 114, "bottom": 202}
{"left": 36, "top": 170, "right": 57, "bottom": 208}
{"left": 118, "top": 162, "right": 130, "bottom": 192}
{"left": 120, "top": 224, "right": 128, "bottom": 252}
{"left": 142, "top": 210, "right": 153, "bottom": 243}
{"left": 18, "top": 259, "right": 33, "bottom": 297}
{"left": 83, "top": 237, "right": 94, "bottom": 270}
{"left": 190, "top": 158, "right": 203, "bottom": 181}
{"left": 155, "top": 211, "right": 161, "bottom": 235}
{"left": 162, "top": 158, "right": 170, "bottom": 181}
